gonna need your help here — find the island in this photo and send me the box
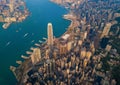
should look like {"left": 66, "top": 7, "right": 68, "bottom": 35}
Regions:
{"left": 10, "top": 0, "right": 120, "bottom": 85}
{"left": 0, "top": 0, "right": 29, "bottom": 29}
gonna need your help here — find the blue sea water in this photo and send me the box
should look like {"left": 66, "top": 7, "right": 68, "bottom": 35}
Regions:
{"left": 0, "top": 0, "right": 70, "bottom": 85}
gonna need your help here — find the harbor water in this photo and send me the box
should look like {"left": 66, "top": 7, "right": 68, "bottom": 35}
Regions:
{"left": 0, "top": 0, "right": 70, "bottom": 85}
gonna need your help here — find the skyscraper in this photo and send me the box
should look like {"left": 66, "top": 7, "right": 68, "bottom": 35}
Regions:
{"left": 31, "top": 48, "right": 41, "bottom": 64}
{"left": 101, "top": 23, "right": 112, "bottom": 38}
{"left": 9, "top": 0, "right": 14, "bottom": 13}
{"left": 47, "top": 23, "right": 54, "bottom": 46}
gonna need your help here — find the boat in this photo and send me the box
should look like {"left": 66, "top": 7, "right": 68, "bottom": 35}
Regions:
{"left": 6, "top": 41, "right": 11, "bottom": 46}
{"left": 2, "top": 22, "right": 11, "bottom": 29}
{"left": 23, "top": 33, "right": 28, "bottom": 37}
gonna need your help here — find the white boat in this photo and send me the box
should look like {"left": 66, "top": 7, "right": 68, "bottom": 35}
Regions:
{"left": 6, "top": 41, "right": 11, "bottom": 46}
{"left": 23, "top": 33, "right": 28, "bottom": 37}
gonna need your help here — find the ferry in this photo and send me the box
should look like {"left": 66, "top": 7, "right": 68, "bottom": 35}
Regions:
{"left": 2, "top": 22, "right": 11, "bottom": 29}
{"left": 23, "top": 33, "right": 28, "bottom": 37}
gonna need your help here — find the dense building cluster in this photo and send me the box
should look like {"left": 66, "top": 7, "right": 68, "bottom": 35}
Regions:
{"left": 13, "top": 22, "right": 99, "bottom": 85}
{"left": 0, "top": 0, "right": 29, "bottom": 28}
{"left": 10, "top": 0, "right": 120, "bottom": 85}
{"left": 75, "top": 0, "right": 120, "bottom": 27}
{"left": 51, "top": 0, "right": 85, "bottom": 9}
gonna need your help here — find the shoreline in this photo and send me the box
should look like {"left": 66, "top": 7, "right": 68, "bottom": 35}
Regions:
{"left": 0, "top": 0, "right": 29, "bottom": 29}
{"left": 50, "top": 0, "right": 76, "bottom": 30}
{"left": 10, "top": 0, "right": 79, "bottom": 83}
{"left": 1, "top": 13, "right": 29, "bottom": 29}
{"left": 62, "top": 13, "right": 80, "bottom": 34}
{"left": 10, "top": 0, "right": 120, "bottom": 84}
{"left": 2, "top": 22, "right": 12, "bottom": 29}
